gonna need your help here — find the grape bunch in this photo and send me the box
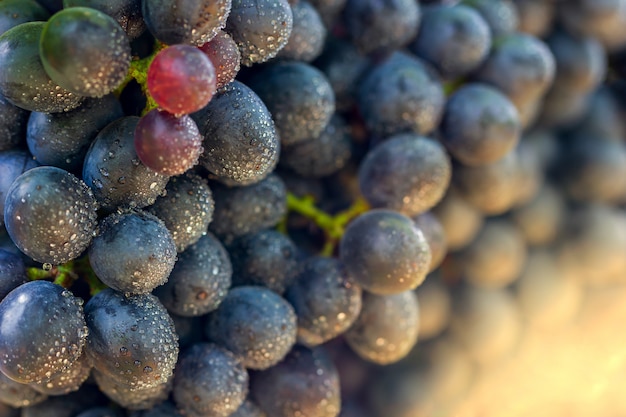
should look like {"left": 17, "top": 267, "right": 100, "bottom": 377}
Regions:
{"left": 1, "top": 0, "right": 626, "bottom": 416}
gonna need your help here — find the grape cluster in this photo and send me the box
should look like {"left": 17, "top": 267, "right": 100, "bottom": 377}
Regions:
{"left": 0, "top": 0, "right": 626, "bottom": 416}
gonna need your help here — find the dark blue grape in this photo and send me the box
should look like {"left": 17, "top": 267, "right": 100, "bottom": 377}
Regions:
{"left": 0, "top": 149, "right": 38, "bottom": 228}
{"left": 313, "top": 37, "right": 368, "bottom": 112}
{"left": 250, "top": 346, "right": 340, "bottom": 417}
{"left": 0, "top": 249, "right": 26, "bottom": 301}
{"left": 63, "top": 0, "right": 145, "bottom": 39}
{"left": 82, "top": 116, "right": 170, "bottom": 211}
{"left": 280, "top": 115, "right": 352, "bottom": 178}
{"left": 29, "top": 353, "right": 91, "bottom": 396}
{"left": 206, "top": 286, "right": 297, "bottom": 370}
{"left": 226, "top": 0, "right": 293, "bottom": 66}
{"left": 228, "top": 229, "right": 299, "bottom": 294}
{"left": 40, "top": 7, "right": 131, "bottom": 97}
{"left": 0, "top": 281, "right": 88, "bottom": 384}
{"left": 208, "top": 174, "right": 287, "bottom": 243}
{"left": 410, "top": 4, "right": 491, "bottom": 80}
{"left": 0, "top": 22, "right": 83, "bottom": 113}
{"left": 155, "top": 232, "right": 231, "bottom": 317}
{"left": 345, "top": 290, "right": 419, "bottom": 365}
{"left": 248, "top": 62, "right": 335, "bottom": 146}
{"left": 412, "top": 211, "right": 447, "bottom": 273}
{"left": 285, "top": 257, "right": 362, "bottom": 346}
{"left": 88, "top": 210, "right": 177, "bottom": 295}
{"left": 461, "top": 0, "right": 519, "bottom": 36}
{"left": 440, "top": 83, "right": 521, "bottom": 166}
{"left": 84, "top": 289, "right": 179, "bottom": 390}
{"left": 191, "top": 81, "right": 279, "bottom": 186}
{"left": 26, "top": 95, "right": 124, "bottom": 173}
{"left": 4, "top": 166, "right": 98, "bottom": 265}
{"left": 474, "top": 33, "right": 555, "bottom": 110}
{"left": 173, "top": 343, "right": 248, "bottom": 417}
{"left": 93, "top": 370, "right": 172, "bottom": 411}
{"left": 357, "top": 52, "right": 445, "bottom": 138}
{"left": 0, "top": 371, "right": 47, "bottom": 408}
{"left": 358, "top": 134, "right": 451, "bottom": 216}
{"left": 143, "top": 0, "right": 231, "bottom": 46}
{"left": 343, "top": 0, "right": 420, "bottom": 55}
{"left": 147, "top": 172, "right": 214, "bottom": 253}
{"left": 0, "top": 0, "right": 48, "bottom": 37}
{"left": 276, "top": 0, "right": 326, "bottom": 62}
{"left": 547, "top": 30, "right": 606, "bottom": 95}
{"left": 340, "top": 210, "right": 431, "bottom": 295}
{"left": 0, "top": 93, "right": 29, "bottom": 152}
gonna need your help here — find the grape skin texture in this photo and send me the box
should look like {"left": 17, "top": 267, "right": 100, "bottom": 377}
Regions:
{"left": 191, "top": 81, "right": 280, "bottom": 186}
{"left": 63, "top": 0, "right": 146, "bottom": 40}
{"left": 226, "top": 0, "right": 293, "bottom": 66}
{"left": 172, "top": 343, "right": 248, "bottom": 417}
{"left": 0, "top": 281, "right": 88, "bottom": 384}
{"left": 0, "top": 150, "right": 39, "bottom": 228}
{"left": 84, "top": 289, "right": 179, "bottom": 391}
{"left": 198, "top": 30, "right": 241, "bottom": 90}
{"left": 0, "top": 249, "right": 26, "bottom": 300}
{"left": 4, "top": 166, "right": 98, "bottom": 265}
{"left": 357, "top": 52, "right": 445, "bottom": 138}
{"left": 345, "top": 290, "right": 420, "bottom": 365}
{"left": 208, "top": 174, "right": 287, "bottom": 243}
{"left": 39, "top": 7, "right": 131, "bottom": 97}
{"left": 285, "top": 257, "right": 362, "bottom": 347}
{"left": 228, "top": 229, "right": 299, "bottom": 294}
{"left": 250, "top": 346, "right": 341, "bottom": 417}
{"left": 206, "top": 286, "right": 297, "bottom": 370}
{"left": 143, "top": 0, "right": 232, "bottom": 46}
{"left": 410, "top": 5, "right": 491, "bottom": 80}
{"left": 358, "top": 134, "right": 451, "bottom": 217}
{"left": 134, "top": 109, "right": 203, "bottom": 175}
{"left": 82, "top": 116, "right": 170, "bottom": 211}
{"left": 248, "top": 62, "right": 335, "bottom": 146}
{"left": 340, "top": 210, "right": 431, "bottom": 295}
{"left": 147, "top": 45, "right": 217, "bottom": 116}
{"left": 147, "top": 172, "right": 214, "bottom": 252}
{"left": 26, "top": 95, "right": 124, "bottom": 173}
{"left": 0, "top": 22, "right": 83, "bottom": 113}
{"left": 440, "top": 84, "right": 521, "bottom": 166}
{"left": 154, "top": 232, "right": 232, "bottom": 317}
{"left": 88, "top": 210, "right": 177, "bottom": 295}
{"left": 0, "top": 0, "right": 49, "bottom": 37}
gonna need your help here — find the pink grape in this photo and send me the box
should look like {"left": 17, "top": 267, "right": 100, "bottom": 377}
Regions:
{"left": 147, "top": 44, "right": 217, "bottom": 116}
{"left": 134, "top": 109, "right": 203, "bottom": 176}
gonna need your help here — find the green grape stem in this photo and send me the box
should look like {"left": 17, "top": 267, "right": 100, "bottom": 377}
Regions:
{"left": 114, "top": 41, "right": 168, "bottom": 115}
{"left": 284, "top": 192, "right": 370, "bottom": 256}
{"left": 26, "top": 257, "right": 108, "bottom": 296}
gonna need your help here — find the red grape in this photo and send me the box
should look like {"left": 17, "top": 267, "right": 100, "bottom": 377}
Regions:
{"left": 134, "top": 109, "right": 203, "bottom": 176}
{"left": 147, "top": 44, "right": 217, "bottom": 116}
{"left": 199, "top": 31, "right": 241, "bottom": 90}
